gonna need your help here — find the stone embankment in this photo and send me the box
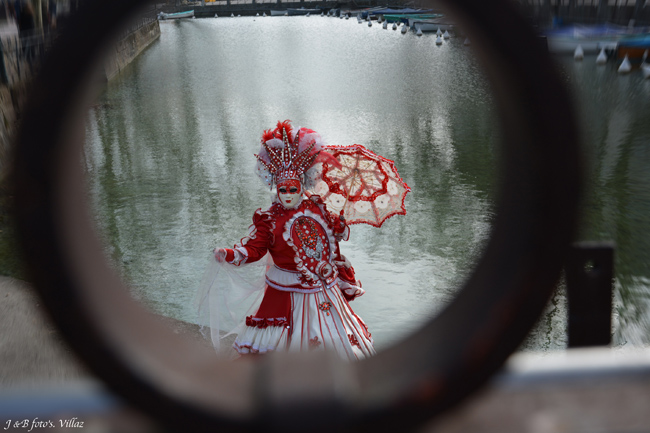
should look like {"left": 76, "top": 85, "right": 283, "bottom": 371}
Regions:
{"left": 0, "top": 18, "right": 161, "bottom": 166}
{"left": 0, "top": 17, "right": 169, "bottom": 386}
{"left": 0, "top": 275, "right": 208, "bottom": 388}
{"left": 0, "top": 21, "right": 31, "bottom": 171}
{"left": 104, "top": 19, "right": 161, "bottom": 81}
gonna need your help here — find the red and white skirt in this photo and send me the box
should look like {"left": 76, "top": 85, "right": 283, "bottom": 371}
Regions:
{"left": 233, "top": 283, "right": 375, "bottom": 361}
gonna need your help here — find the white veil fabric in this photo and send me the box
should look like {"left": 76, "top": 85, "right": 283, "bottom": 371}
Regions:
{"left": 194, "top": 252, "right": 273, "bottom": 357}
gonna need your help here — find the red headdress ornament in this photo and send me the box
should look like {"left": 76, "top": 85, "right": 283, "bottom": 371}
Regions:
{"left": 255, "top": 120, "right": 321, "bottom": 186}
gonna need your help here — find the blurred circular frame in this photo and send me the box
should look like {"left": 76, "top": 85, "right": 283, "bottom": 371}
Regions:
{"left": 11, "top": 0, "right": 581, "bottom": 431}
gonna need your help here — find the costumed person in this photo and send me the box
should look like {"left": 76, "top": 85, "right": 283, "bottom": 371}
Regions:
{"left": 197, "top": 120, "right": 375, "bottom": 360}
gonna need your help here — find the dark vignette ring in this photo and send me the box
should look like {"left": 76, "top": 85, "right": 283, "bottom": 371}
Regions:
{"left": 10, "top": 0, "right": 581, "bottom": 431}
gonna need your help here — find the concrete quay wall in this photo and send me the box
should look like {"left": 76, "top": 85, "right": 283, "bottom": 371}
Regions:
{"left": 104, "top": 19, "right": 161, "bottom": 81}
{"left": 162, "top": 1, "right": 353, "bottom": 17}
{"left": 0, "top": 18, "right": 160, "bottom": 176}
{"left": 0, "top": 24, "right": 32, "bottom": 174}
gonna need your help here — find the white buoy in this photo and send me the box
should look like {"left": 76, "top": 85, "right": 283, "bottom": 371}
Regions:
{"left": 383, "top": 21, "right": 387, "bottom": 29}
{"left": 416, "top": 27, "right": 423, "bottom": 36}
{"left": 215, "top": 13, "right": 218, "bottom": 17}
{"left": 642, "top": 63, "right": 650, "bottom": 79}
{"left": 263, "top": 12, "right": 266, "bottom": 17}
{"left": 443, "top": 30, "right": 450, "bottom": 39}
{"left": 436, "top": 35, "right": 443, "bottom": 45}
{"left": 368, "top": 20, "right": 372, "bottom": 27}
{"left": 392, "top": 22, "right": 397, "bottom": 30}
{"left": 256, "top": 12, "right": 259, "bottom": 16}
{"left": 574, "top": 45, "right": 585, "bottom": 60}
{"left": 231, "top": 13, "right": 234, "bottom": 17}
{"left": 401, "top": 24, "right": 408, "bottom": 34}
{"left": 618, "top": 54, "right": 632, "bottom": 74}
{"left": 321, "top": 11, "right": 324, "bottom": 16}
{"left": 596, "top": 48, "right": 607, "bottom": 65}
{"left": 306, "top": 12, "right": 310, "bottom": 17}
{"left": 463, "top": 37, "right": 470, "bottom": 46}
{"left": 574, "top": 45, "right": 584, "bottom": 61}
{"left": 436, "top": 28, "right": 442, "bottom": 36}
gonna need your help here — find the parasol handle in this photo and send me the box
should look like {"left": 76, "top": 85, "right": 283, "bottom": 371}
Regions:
{"left": 341, "top": 155, "right": 360, "bottom": 215}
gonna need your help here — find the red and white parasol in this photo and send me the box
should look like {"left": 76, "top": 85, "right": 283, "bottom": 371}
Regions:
{"left": 313, "top": 144, "right": 411, "bottom": 228}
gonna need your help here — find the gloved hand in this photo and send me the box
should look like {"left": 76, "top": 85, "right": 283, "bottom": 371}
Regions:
{"left": 214, "top": 248, "right": 230, "bottom": 263}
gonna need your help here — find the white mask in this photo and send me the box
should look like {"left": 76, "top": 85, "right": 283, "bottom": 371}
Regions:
{"left": 277, "top": 179, "right": 303, "bottom": 209}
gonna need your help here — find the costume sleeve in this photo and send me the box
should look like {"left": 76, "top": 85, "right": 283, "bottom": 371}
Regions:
{"left": 225, "top": 209, "right": 274, "bottom": 266}
{"left": 335, "top": 254, "right": 365, "bottom": 301}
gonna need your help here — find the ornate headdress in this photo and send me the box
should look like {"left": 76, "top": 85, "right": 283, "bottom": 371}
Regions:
{"left": 255, "top": 120, "right": 323, "bottom": 188}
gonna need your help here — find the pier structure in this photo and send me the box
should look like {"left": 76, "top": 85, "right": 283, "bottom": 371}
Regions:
{"left": 515, "top": 0, "right": 650, "bottom": 27}
{"left": 160, "top": 0, "right": 368, "bottom": 17}
{"left": 156, "top": 0, "right": 650, "bottom": 25}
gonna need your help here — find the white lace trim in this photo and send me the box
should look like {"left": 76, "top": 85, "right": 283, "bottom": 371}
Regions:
{"left": 234, "top": 325, "right": 289, "bottom": 354}
{"left": 230, "top": 248, "right": 247, "bottom": 266}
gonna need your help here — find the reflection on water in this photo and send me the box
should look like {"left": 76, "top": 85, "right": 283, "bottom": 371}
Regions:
{"left": 84, "top": 17, "right": 496, "bottom": 349}
{"left": 84, "top": 16, "right": 650, "bottom": 351}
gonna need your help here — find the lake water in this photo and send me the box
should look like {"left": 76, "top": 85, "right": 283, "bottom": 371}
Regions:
{"left": 83, "top": 15, "right": 650, "bottom": 351}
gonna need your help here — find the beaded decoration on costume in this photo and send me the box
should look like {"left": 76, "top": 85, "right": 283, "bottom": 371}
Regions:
{"left": 295, "top": 216, "right": 324, "bottom": 261}
{"left": 318, "top": 301, "right": 332, "bottom": 316}
{"left": 283, "top": 208, "right": 339, "bottom": 287}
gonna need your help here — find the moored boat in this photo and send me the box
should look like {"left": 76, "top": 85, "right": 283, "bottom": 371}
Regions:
{"left": 543, "top": 24, "right": 647, "bottom": 54}
{"left": 158, "top": 10, "right": 194, "bottom": 20}
{"left": 358, "top": 7, "right": 432, "bottom": 20}
{"left": 287, "top": 8, "right": 321, "bottom": 16}
{"left": 383, "top": 13, "right": 442, "bottom": 24}
{"left": 617, "top": 34, "right": 650, "bottom": 64}
{"left": 410, "top": 17, "right": 454, "bottom": 33}
{"left": 356, "top": 6, "right": 388, "bottom": 20}
{"left": 341, "top": 8, "right": 368, "bottom": 18}
{"left": 270, "top": 9, "right": 287, "bottom": 16}
{"left": 369, "top": 7, "right": 433, "bottom": 18}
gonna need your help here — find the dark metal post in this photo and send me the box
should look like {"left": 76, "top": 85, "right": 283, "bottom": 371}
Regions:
{"left": 597, "top": 0, "right": 608, "bottom": 23}
{"left": 541, "top": 0, "right": 551, "bottom": 27}
{"left": 566, "top": 242, "right": 614, "bottom": 348}
{"left": 0, "top": 41, "right": 7, "bottom": 85}
{"left": 633, "top": 0, "right": 644, "bottom": 24}
{"left": 568, "top": 0, "right": 576, "bottom": 22}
